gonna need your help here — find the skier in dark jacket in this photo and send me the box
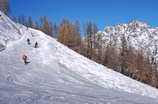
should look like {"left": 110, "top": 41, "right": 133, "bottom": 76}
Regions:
{"left": 27, "top": 38, "right": 31, "bottom": 45}
{"left": 34, "top": 42, "right": 38, "bottom": 48}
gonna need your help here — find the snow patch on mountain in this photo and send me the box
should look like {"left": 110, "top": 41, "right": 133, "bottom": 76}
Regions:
{"left": 97, "top": 20, "right": 158, "bottom": 59}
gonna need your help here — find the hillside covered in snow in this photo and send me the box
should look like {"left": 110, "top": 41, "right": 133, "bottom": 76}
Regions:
{"left": 1, "top": 12, "right": 158, "bottom": 103}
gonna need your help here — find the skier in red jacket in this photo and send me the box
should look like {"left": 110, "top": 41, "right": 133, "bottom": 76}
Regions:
{"left": 22, "top": 55, "right": 29, "bottom": 64}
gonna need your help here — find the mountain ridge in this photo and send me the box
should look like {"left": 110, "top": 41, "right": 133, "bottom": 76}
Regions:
{"left": 97, "top": 20, "right": 158, "bottom": 59}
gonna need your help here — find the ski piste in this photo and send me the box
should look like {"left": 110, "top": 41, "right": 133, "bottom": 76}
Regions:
{"left": 0, "top": 11, "right": 158, "bottom": 104}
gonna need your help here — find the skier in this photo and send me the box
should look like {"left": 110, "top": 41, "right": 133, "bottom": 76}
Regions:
{"left": 34, "top": 42, "right": 38, "bottom": 48}
{"left": 0, "top": 14, "right": 2, "bottom": 19}
{"left": 22, "top": 55, "right": 29, "bottom": 64}
{"left": 27, "top": 38, "right": 31, "bottom": 45}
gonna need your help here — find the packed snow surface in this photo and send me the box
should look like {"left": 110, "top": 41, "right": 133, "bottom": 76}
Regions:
{"left": 1, "top": 12, "right": 158, "bottom": 103}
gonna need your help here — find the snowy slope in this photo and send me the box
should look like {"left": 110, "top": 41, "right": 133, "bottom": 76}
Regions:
{"left": 0, "top": 11, "right": 23, "bottom": 51}
{"left": 96, "top": 20, "right": 158, "bottom": 59}
{"left": 1, "top": 14, "right": 158, "bottom": 103}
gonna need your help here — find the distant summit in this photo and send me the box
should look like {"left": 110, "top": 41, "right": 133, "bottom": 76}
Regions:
{"left": 97, "top": 20, "right": 158, "bottom": 59}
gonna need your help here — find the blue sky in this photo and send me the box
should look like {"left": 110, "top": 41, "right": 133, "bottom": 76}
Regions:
{"left": 10, "top": 0, "right": 158, "bottom": 30}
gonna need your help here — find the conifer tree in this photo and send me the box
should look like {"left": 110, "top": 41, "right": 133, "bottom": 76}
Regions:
{"left": 0, "top": 0, "right": 10, "bottom": 15}
{"left": 28, "top": 16, "right": 34, "bottom": 28}
{"left": 84, "top": 22, "right": 98, "bottom": 59}
{"left": 18, "top": 15, "right": 26, "bottom": 25}
{"left": 58, "top": 19, "right": 81, "bottom": 51}
{"left": 40, "top": 16, "right": 53, "bottom": 36}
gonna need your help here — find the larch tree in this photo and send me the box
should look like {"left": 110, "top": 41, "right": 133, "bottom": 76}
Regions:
{"left": 53, "top": 23, "right": 59, "bottom": 37}
{"left": 58, "top": 19, "right": 81, "bottom": 51}
{"left": 18, "top": 15, "right": 26, "bottom": 25}
{"left": 0, "top": 0, "right": 9, "bottom": 15}
{"left": 84, "top": 22, "right": 98, "bottom": 59}
{"left": 28, "top": 16, "right": 34, "bottom": 28}
{"left": 40, "top": 16, "right": 53, "bottom": 37}
{"left": 120, "top": 34, "right": 129, "bottom": 75}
